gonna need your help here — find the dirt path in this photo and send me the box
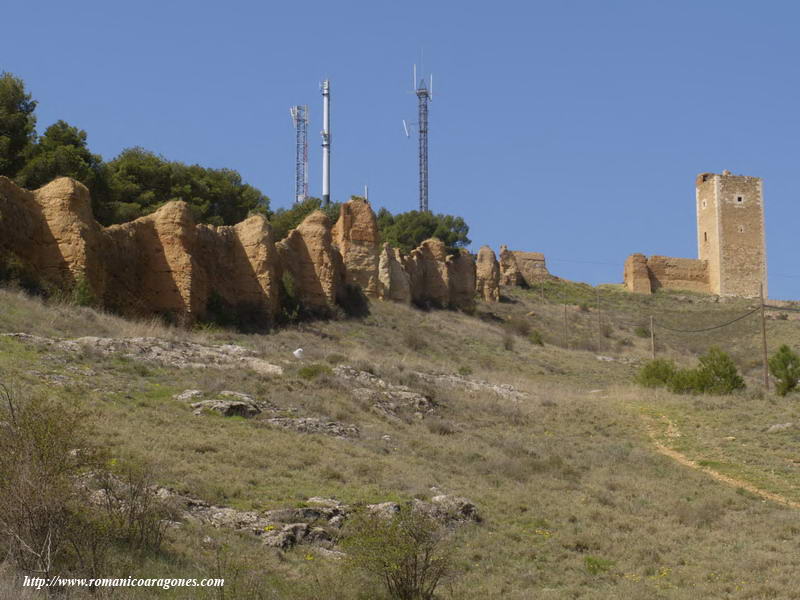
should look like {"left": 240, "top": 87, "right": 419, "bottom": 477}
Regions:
{"left": 645, "top": 414, "right": 800, "bottom": 510}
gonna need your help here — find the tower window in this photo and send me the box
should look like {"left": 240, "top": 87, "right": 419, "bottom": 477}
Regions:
{"left": 737, "top": 196, "right": 744, "bottom": 203}
{"left": 738, "top": 225, "right": 745, "bottom": 233}
{"left": 702, "top": 200, "right": 707, "bottom": 209}
{"left": 704, "top": 232, "right": 708, "bottom": 242}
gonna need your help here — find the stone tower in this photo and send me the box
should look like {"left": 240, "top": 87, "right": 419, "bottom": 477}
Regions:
{"left": 696, "top": 171, "right": 767, "bottom": 298}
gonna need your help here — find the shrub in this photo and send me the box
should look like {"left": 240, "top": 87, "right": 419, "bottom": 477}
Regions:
{"left": 503, "top": 331, "right": 515, "bottom": 351}
{"left": 343, "top": 505, "right": 453, "bottom": 600}
{"left": 298, "top": 364, "right": 332, "bottom": 380}
{"left": 584, "top": 555, "right": 615, "bottom": 575}
{"left": 769, "top": 345, "right": 800, "bottom": 396}
{"left": 634, "top": 325, "right": 650, "bottom": 338}
{"left": 695, "top": 347, "right": 745, "bottom": 394}
{"left": 506, "top": 316, "right": 531, "bottom": 337}
{"left": 529, "top": 330, "right": 544, "bottom": 346}
{"left": 635, "top": 359, "right": 677, "bottom": 388}
{"left": 457, "top": 365, "right": 473, "bottom": 376}
{"left": 337, "top": 283, "right": 370, "bottom": 318}
{"left": 71, "top": 277, "right": 96, "bottom": 307}
{"left": 636, "top": 349, "right": 744, "bottom": 395}
{"left": 403, "top": 329, "right": 428, "bottom": 352}
{"left": 326, "top": 353, "right": 347, "bottom": 365}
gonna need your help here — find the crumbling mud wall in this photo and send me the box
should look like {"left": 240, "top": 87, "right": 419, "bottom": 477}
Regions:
{"left": 0, "top": 178, "right": 505, "bottom": 325}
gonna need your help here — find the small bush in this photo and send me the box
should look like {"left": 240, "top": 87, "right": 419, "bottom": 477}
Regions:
{"left": 585, "top": 555, "right": 615, "bottom": 575}
{"left": 326, "top": 353, "right": 347, "bottom": 365}
{"left": 503, "top": 331, "right": 515, "bottom": 351}
{"left": 337, "top": 283, "right": 370, "bottom": 318}
{"left": 457, "top": 365, "right": 473, "bottom": 376}
{"left": 529, "top": 330, "right": 544, "bottom": 346}
{"left": 71, "top": 277, "right": 96, "bottom": 307}
{"left": 403, "top": 329, "right": 428, "bottom": 352}
{"left": 579, "top": 303, "right": 590, "bottom": 313}
{"left": 343, "top": 505, "right": 453, "bottom": 600}
{"left": 506, "top": 316, "right": 531, "bottom": 337}
{"left": 425, "top": 417, "right": 456, "bottom": 436}
{"left": 769, "top": 345, "right": 800, "bottom": 396}
{"left": 635, "top": 359, "right": 677, "bottom": 388}
{"left": 634, "top": 325, "right": 650, "bottom": 338}
{"left": 298, "top": 364, "right": 333, "bottom": 380}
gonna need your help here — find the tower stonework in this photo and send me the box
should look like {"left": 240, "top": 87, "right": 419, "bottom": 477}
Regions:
{"left": 696, "top": 171, "right": 766, "bottom": 298}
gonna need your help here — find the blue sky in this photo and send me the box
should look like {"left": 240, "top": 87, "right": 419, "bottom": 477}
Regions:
{"left": 3, "top": 1, "right": 799, "bottom": 298}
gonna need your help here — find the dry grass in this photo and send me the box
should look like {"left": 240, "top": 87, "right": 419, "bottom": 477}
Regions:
{"left": 3, "top": 284, "right": 800, "bottom": 597}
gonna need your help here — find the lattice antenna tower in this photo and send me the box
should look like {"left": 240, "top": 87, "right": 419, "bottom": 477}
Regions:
{"left": 404, "top": 64, "right": 433, "bottom": 212}
{"left": 289, "top": 105, "right": 309, "bottom": 203}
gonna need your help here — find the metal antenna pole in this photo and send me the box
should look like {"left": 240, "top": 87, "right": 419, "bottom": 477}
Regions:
{"left": 321, "top": 80, "right": 331, "bottom": 206}
{"left": 290, "top": 105, "right": 309, "bottom": 203}
{"left": 416, "top": 80, "right": 430, "bottom": 212}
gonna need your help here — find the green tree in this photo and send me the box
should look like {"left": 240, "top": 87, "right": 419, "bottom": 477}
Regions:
{"left": 103, "top": 147, "right": 269, "bottom": 226}
{"left": 0, "top": 72, "right": 37, "bottom": 178}
{"left": 377, "top": 209, "right": 471, "bottom": 253}
{"left": 769, "top": 344, "right": 800, "bottom": 396}
{"left": 270, "top": 196, "right": 340, "bottom": 241}
{"left": 16, "top": 120, "right": 110, "bottom": 214}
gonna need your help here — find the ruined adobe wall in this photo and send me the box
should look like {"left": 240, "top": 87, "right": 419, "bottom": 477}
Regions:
{"left": 627, "top": 171, "right": 766, "bottom": 299}
{"left": 646, "top": 256, "right": 709, "bottom": 293}
{"left": 624, "top": 253, "right": 709, "bottom": 294}
{"left": 0, "top": 178, "right": 504, "bottom": 325}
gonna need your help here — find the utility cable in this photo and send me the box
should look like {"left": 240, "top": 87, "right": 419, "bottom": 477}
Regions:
{"left": 654, "top": 307, "right": 760, "bottom": 333}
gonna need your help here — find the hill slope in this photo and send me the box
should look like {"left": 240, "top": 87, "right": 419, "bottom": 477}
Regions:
{"left": 2, "top": 281, "right": 800, "bottom": 599}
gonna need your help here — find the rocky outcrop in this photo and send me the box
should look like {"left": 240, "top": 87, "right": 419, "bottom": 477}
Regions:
{"left": 475, "top": 246, "right": 500, "bottom": 302}
{"left": 277, "top": 210, "right": 346, "bottom": 314}
{"left": 377, "top": 243, "right": 411, "bottom": 303}
{"left": 333, "top": 197, "right": 380, "bottom": 298}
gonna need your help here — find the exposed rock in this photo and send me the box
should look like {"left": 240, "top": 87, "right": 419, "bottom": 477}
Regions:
{"left": 447, "top": 249, "right": 476, "bottom": 311}
{"left": 765, "top": 423, "right": 794, "bottom": 433}
{"left": 334, "top": 365, "right": 436, "bottom": 419}
{"left": 368, "top": 502, "right": 401, "bottom": 519}
{"left": 377, "top": 243, "right": 412, "bottom": 304}
{"left": 411, "top": 370, "right": 528, "bottom": 401}
{"left": 266, "top": 417, "right": 359, "bottom": 439}
{"left": 191, "top": 397, "right": 262, "bottom": 418}
{"left": 414, "top": 495, "right": 481, "bottom": 524}
{"left": 333, "top": 197, "right": 380, "bottom": 298}
{"left": 174, "top": 390, "right": 203, "bottom": 402}
{"left": 1, "top": 333, "right": 283, "bottom": 375}
{"left": 476, "top": 246, "right": 500, "bottom": 302}
{"left": 277, "top": 210, "right": 345, "bottom": 314}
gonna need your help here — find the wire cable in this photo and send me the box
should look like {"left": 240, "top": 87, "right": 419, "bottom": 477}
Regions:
{"left": 654, "top": 307, "right": 760, "bottom": 333}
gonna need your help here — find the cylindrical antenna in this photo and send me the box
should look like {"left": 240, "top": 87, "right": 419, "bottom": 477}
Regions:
{"left": 321, "top": 79, "right": 331, "bottom": 205}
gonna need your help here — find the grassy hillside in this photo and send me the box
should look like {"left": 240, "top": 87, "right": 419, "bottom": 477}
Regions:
{"left": 2, "top": 282, "right": 800, "bottom": 599}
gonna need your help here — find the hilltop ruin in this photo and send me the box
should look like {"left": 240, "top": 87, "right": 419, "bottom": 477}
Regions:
{"left": 625, "top": 171, "right": 767, "bottom": 298}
